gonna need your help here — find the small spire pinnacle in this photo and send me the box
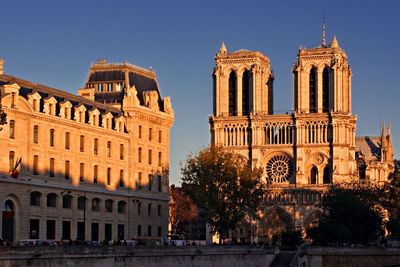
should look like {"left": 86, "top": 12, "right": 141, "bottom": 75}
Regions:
{"left": 322, "top": 13, "right": 326, "bottom": 47}
{"left": 388, "top": 122, "right": 392, "bottom": 136}
{"left": 330, "top": 35, "right": 339, "bottom": 48}
{"left": 220, "top": 42, "right": 227, "bottom": 54}
{"left": 381, "top": 121, "right": 387, "bottom": 147}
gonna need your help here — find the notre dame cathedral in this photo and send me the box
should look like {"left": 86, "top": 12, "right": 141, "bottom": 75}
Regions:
{"left": 209, "top": 30, "right": 394, "bottom": 243}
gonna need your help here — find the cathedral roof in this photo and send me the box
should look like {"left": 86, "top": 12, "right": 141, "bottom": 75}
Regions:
{"left": 0, "top": 74, "right": 122, "bottom": 117}
{"left": 355, "top": 136, "right": 381, "bottom": 161}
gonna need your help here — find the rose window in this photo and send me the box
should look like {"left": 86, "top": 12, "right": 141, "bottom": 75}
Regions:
{"left": 266, "top": 154, "right": 293, "bottom": 183}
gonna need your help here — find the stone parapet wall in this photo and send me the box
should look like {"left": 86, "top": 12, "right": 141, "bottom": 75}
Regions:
{"left": 0, "top": 246, "right": 278, "bottom": 267}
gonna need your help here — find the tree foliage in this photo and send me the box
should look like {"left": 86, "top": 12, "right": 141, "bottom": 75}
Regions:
{"left": 384, "top": 159, "right": 400, "bottom": 239}
{"left": 306, "top": 183, "right": 384, "bottom": 245}
{"left": 181, "top": 145, "right": 266, "bottom": 242}
{"left": 169, "top": 185, "right": 198, "bottom": 235}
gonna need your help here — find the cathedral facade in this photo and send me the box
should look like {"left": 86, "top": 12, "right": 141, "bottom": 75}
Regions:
{"left": 0, "top": 59, "right": 173, "bottom": 242}
{"left": 209, "top": 35, "right": 394, "bottom": 242}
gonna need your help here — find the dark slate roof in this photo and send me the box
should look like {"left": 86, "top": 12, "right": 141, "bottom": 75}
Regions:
{"left": 355, "top": 136, "right": 381, "bottom": 161}
{"left": 88, "top": 71, "right": 125, "bottom": 82}
{"left": 0, "top": 74, "right": 122, "bottom": 116}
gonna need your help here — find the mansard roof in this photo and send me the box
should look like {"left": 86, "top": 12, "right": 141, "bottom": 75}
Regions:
{"left": 85, "top": 60, "right": 163, "bottom": 109}
{"left": 0, "top": 74, "right": 122, "bottom": 117}
{"left": 355, "top": 136, "right": 381, "bottom": 161}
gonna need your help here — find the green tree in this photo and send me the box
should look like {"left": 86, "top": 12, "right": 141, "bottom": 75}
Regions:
{"left": 306, "top": 184, "right": 384, "bottom": 245}
{"left": 169, "top": 184, "right": 198, "bottom": 235}
{"left": 384, "top": 159, "right": 400, "bottom": 239}
{"left": 181, "top": 145, "right": 265, "bottom": 243}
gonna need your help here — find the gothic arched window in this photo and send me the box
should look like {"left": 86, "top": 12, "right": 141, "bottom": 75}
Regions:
{"left": 322, "top": 67, "right": 330, "bottom": 112}
{"left": 309, "top": 67, "right": 317, "bottom": 113}
{"left": 310, "top": 166, "right": 318, "bottom": 184}
{"left": 323, "top": 165, "right": 331, "bottom": 184}
{"left": 228, "top": 71, "right": 237, "bottom": 116}
{"left": 242, "top": 70, "right": 250, "bottom": 116}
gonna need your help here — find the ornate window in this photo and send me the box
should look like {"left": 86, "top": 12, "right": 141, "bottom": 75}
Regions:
{"left": 322, "top": 67, "right": 330, "bottom": 112}
{"left": 266, "top": 154, "right": 293, "bottom": 183}
{"left": 309, "top": 67, "right": 317, "bottom": 113}
{"left": 310, "top": 166, "right": 318, "bottom": 184}
{"left": 323, "top": 165, "right": 331, "bottom": 184}
{"left": 242, "top": 70, "right": 250, "bottom": 116}
{"left": 229, "top": 71, "right": 237, "bottom": 116}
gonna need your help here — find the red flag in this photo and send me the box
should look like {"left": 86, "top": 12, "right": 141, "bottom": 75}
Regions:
{"left": 11, "top": 157, "right": 21, "bottom": 179}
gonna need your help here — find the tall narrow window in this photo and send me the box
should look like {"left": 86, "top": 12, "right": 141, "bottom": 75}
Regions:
{"left": 46, "top": 220, "right": 56, "bottom": 240}
{"left": 148, "top": 225, "right": 152, "bottom": 237}
{"left": 309, "top": 67, "right": 317, "bottom": 113}
{"left": 138, "top": 203, "right": 141, "bottom": 215}
{"left": 157, "top": 205, "right": 161, "bottom": 216}
{"left": 94, "top": 138, "right": 98, "bottom": 155}
{"left": 80, "top": 135, "right": 84, "bottom": 152}
{"left": 322, "top": 67, "right": 330, "bottom": 112}
{"left": 50, "top": 129, "right": 55, "bottom": 146}
{"left": 158, "top": 130, "right": 162, "bottom": 143}
{"left": 158, "top": 226, "right": 161, "bottom": 237}
{"left": 65, "top": 132, "right": 70, "bottom": 149}
{"left": 33, "top": 155, "right": 39, "bottom": 175}
{"left": 65, "top": 160, "right": 70, "bottom": 179}
{"left": 323, "top": 166, "right": 331, "bottom": 184}
{"left": 9, "top": 151, "right": 15, "bottom": 172}
{"left": 107, "top": 167, "right": 111, "bottom": 185}
{"left": 137, "top": 225, "right": 142, "bottom": 237}
{"left": 33, "top": 125, "right": 39, "bottom": 144}
{"left": 63, "top": 195, "right": 72, "bottom": 209}
{"left": 49, "top": 158, "right": 55, "bottom": 177}
{"left": 139, "top": 125, "right": 142, "bottom": 138}
{"left": 158, "top": 152, "right": 162, "bottom": 167}
{"left": 119, "top": 170, "right": 124, "bottom": 187}
{"left": 9, "top": 120, "right": 15, "bottom": 139}
{"left": 93, "top": 165, "right": 98, "bottom": 183}
{"left": 158, "top": 175, "right": 162, "bottom": 192}
{"left": 120, "top": 144, "right": 124, "bottom": 160}
{"left": 149, "top": 128, "right": 152, "bottom": 141}
{"left": 80, "top": 163, "right": 84, "bottom": 181}
{"left": 138, "top": 172, "right": 142, "bottom": 189}
{"left": 310, "top": 166, "right": 318, "bottom": 184}
{"left": 148, "top": 149, "right": 152, "bottom": 165}
{"left": 228, "top": 71, "right": 237, "bottom": 116}
{"left": 242, "top": 70, "right": 250, "bottom": 116}
{"left": 138, "top": 147, "right": 142, "bottom": 163}
{"left": 148, "top": 204, "right": 151, "bottom": 216}
{"left": 107, "top": 141, "right": 111, "bottom": 157}
{"left": 148, "top": 174, "right": 152, "bottom": 191}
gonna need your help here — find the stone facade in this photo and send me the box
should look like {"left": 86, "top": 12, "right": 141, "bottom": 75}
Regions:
{"left": 0, "top": 59, "right": 174, "bottom": 242}
{"left": 209, "top": 34, "right": 394, "bottom": 242}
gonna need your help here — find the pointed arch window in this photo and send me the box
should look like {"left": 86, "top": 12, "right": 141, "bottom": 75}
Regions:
{"left": 323, "top": 165, "right": 331, "bottom": 184}
{"left": 309, "top": 67, "right": 317, "bottom": 113}
{"left": 322, "top": 67, "right": 330, "bottom": 112}
{"left": 310, "top": 166, "right": 318, "bottom": 184}
{"left": 242, "top": 70, "right": 250, "bottom": 116}
{"left": 228, "top": 71, "right": 237, "bottom": 116}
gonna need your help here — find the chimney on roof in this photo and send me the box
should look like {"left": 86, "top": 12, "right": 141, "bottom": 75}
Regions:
{"left": 0, "top": 59, "right": 3, "bottom": 74}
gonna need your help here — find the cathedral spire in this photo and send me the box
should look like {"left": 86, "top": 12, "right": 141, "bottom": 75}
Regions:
{"left": 322, "top": 14, "right": 326, "bottom": 47}
{"left": 220, "top": 42, "right": 227, "bottom": 54}
{"left": 381, "top": 121, "right": 387, "bottom": 147}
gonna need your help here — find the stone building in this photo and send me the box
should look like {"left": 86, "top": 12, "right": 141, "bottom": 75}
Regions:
{"left": 209, "top": 32, "right": 394, "bottom": 242}
{"left": 0, "top": 59, "right": 174, "bottom": 242}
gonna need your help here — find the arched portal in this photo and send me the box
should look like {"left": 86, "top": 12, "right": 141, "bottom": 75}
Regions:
{"left": 228, "top": 71, "right": 237, "bottom": 116}
{"left": 259, "top": 206, "right": 294, "bottom": 244}
{"left": 2, "top": 200, "right": 15, "bottom": 242}
{"left": 310, "top": 166, "right": 318, "bottom": 184}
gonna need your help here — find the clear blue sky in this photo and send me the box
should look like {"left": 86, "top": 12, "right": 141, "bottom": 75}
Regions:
{"left": 1, "top": 0, "right": 399, "bottom": 185}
